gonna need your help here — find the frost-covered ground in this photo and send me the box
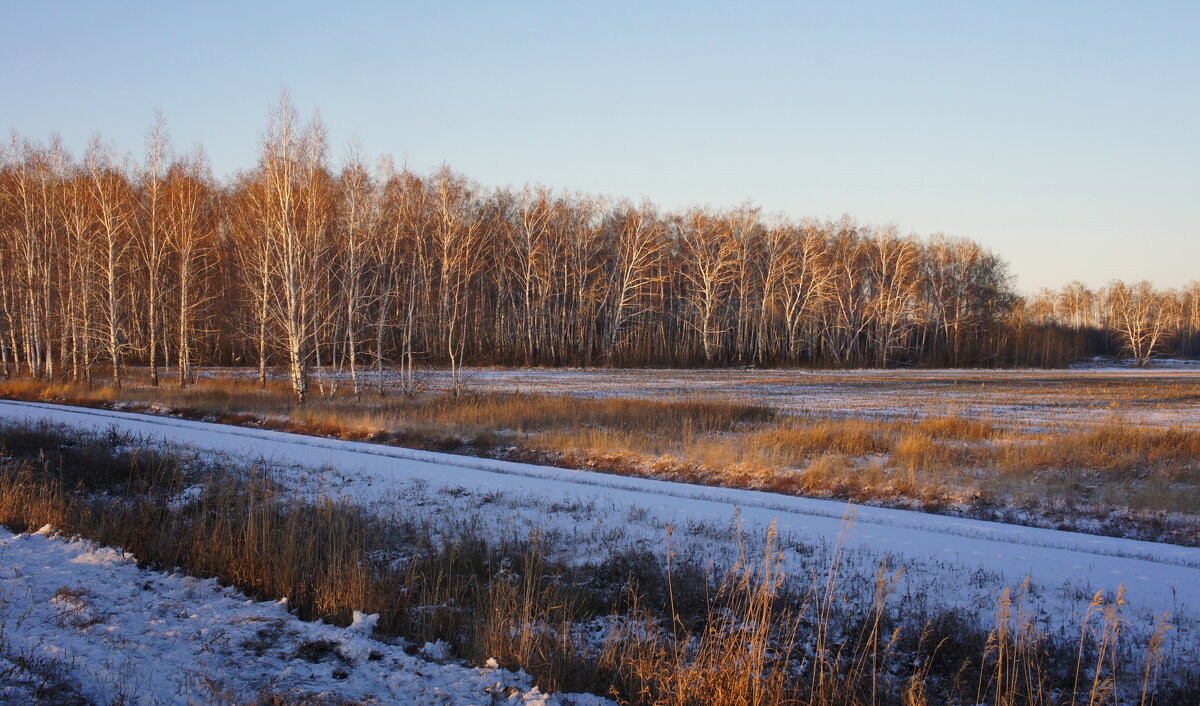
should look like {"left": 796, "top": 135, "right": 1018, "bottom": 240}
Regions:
{"left": 1071, "top": 356, "right": 1200, "bottom": 371}
{"left": 202, "top": 362, "right": 1200, "bottom": 431}
{"left": 1, "top": 397, "right": 1197, "bottom": 680}
{"left": 0, "top": 526, "right": 611, "bottom": 705}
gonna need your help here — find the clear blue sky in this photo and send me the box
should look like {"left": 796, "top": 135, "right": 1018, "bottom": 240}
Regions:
{"left": 4, "top": 1, "right": 1197, "bottom": 292}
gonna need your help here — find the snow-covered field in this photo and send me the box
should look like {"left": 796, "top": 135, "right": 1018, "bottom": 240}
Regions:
{"left": 205, "top": 363, "right": 1200, "bottom": 431}
{"left": 0, "top": 526, "right": 610, "bottom": 705}
{"left": 1072, "top": 356, "right": 1200, "bottom": 371}
{"left": 1, "top": 397, "right": 1197, "bottom": 700}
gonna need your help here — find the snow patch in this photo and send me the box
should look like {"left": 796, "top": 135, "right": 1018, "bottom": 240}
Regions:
{"left": 0, "top": 527, "right": 612, "bottom": 704}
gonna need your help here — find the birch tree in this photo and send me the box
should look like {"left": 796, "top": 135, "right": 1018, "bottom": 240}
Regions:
{"left": 257, "top": 94, "right": 328, "bottom": 403}
{"left": 603, "top": 201, "right": 664, "bottom": 362}
{"left": 1106, "top": 281, "right": 1180, "bottom": 366}
{"left": 86, "top": 138, "right": 133, "bottom": 387}
{"left": 429, "top": 166, "right": 484, "bottom": 394}
{"left": 136, "top": 113, "right": 170, "bottom": 386}
{"left": 335, "top": 146, "right": 376, "bottom": 396}
{"left": 163, "top": 149, "right": 216, "bottom": 387}
{"left": 676, "top": 209, "right": 738, "bottom": 365}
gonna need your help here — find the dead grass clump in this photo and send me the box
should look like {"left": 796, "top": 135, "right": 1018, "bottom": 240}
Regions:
{"left": 892, "top": 432, "right": 959, "bottom": 471}
{"left": 799, "top": 453, "right": 858, "bottom": 491}
{"left": 751, "top": 419, "right": 888, "bottom": 462}
{"left": 914, "top": 413, "right": 996, "bottom": 441}
{"left": 0, "top": 464, "right": 67, "bottom": 533}
{"left": 1001, "top": 426, "right": 1200, "bottom": 474}
{"left": 598, "top": 526, "right": 803, "bottom": 705}
{"left": 0, "top": 378, "right": 120, "bottom": 405}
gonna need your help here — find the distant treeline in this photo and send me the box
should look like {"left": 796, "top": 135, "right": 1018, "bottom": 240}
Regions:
{"left": 2, "top": 99, "right": 1197, "bottom": 400}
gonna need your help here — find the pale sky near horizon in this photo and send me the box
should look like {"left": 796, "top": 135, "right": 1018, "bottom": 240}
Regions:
{"left": 3, "top": 1, "right": 1197, "bottom": 293}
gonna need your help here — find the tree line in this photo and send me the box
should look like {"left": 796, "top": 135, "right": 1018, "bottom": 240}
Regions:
{"left": 1022, "top": 281, "right": 1200, "bottom": 367}
{"left": 2, "top": 99, "right": 1195, "bottom": 401}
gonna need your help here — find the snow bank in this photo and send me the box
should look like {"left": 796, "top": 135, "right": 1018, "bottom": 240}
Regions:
{"left": 0, "top": 527, "right": 612, "bottom": 705}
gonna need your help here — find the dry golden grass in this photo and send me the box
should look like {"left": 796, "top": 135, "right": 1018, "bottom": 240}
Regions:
{"left": 915, "top": 413, "right": 997, "bottom": 440}
{"left": 751, "top": 418, "right": 889, "bottom": 459}
{"left": 996, "top": 426, "right": 1200, "bottom": 474}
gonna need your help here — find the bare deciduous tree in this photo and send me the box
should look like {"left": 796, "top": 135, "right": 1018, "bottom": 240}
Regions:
{"left": 1106, "top": 281, "right": 1180, "bottom": 366}
{"left": 163, "top": 148, "right": 217, "bottom": 387}
{"left": 136, "top": 113, "right": 170, "bottom": 386}
{"left": 87, "top": 137, "right": 133, "bottom": 388}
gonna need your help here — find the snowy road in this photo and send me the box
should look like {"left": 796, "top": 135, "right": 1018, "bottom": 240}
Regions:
{"left": 1, "top": 398, "right": 1197, "bottom": 626}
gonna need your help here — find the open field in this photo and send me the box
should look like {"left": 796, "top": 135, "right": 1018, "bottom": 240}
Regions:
{"left": 0, "top": 369, "right": 1197, "bottom": 701}
{"left": 188, "top": 362, "right": 1200, "bottom": 432}
{"left": 3, "top": 364, "right": 1198, "bottom": 544}
{"left": 325, "top": 364, "right": 1200, "bottom": 432}
{"left": 0, "top": 404, "right": 1196, "bottom": 704}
